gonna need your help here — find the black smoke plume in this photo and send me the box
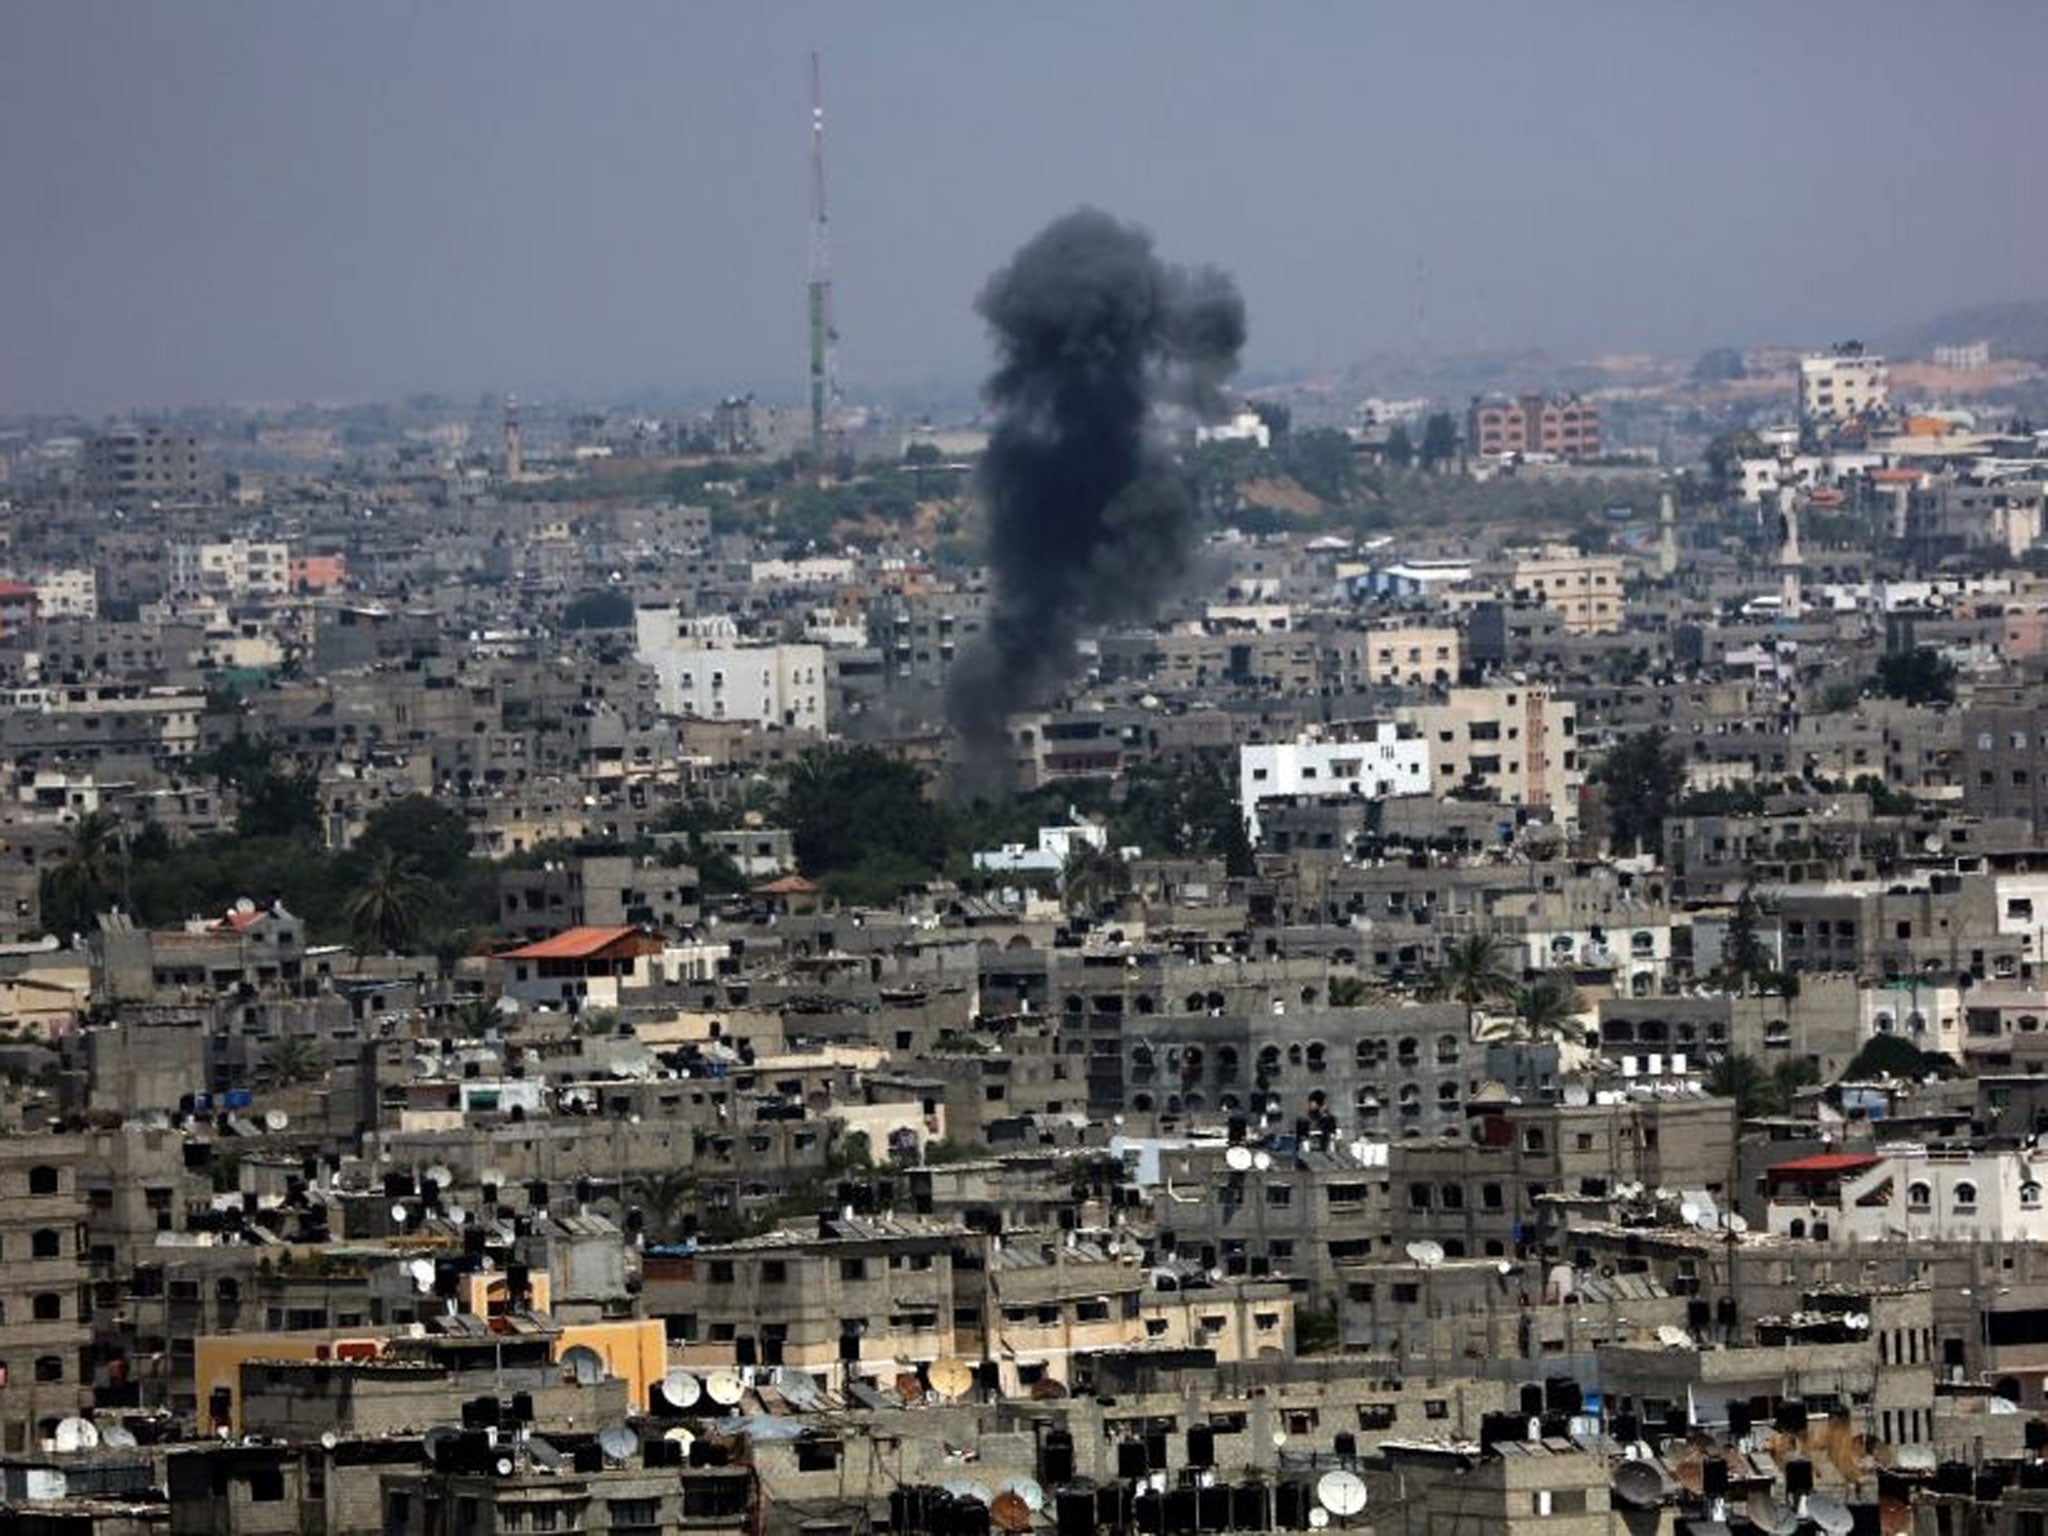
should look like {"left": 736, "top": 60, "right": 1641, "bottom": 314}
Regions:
{"left": 947, "top": 208, "right": 1246, "bottom": 778}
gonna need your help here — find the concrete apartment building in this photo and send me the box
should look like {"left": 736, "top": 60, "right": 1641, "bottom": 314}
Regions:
{"left": 166, "top": 539, "right": 290, "bottom": 600}
{"left": 634, "top": 605, "right": 828, "bottom": 732}
{"left": 1466, "top": 393, "right": 1602, "bottom": 459}
{"left": 1405, "top": 683, "right": 1581, "bottom": 822}
{"left": 1507, "top": 546, "right": 1626, "bottom": 634}
{"left": 1799, "top": 345, "right": 1890, "bottom": 423}
{"left": 81, "top": 425, "right": 205, "bottom": 506}
{"left": 0, "top": 1134, "right": 91, "bottom": 1453}
{"left": 1238, "top": 723, "right": 1431, "bottom": 840}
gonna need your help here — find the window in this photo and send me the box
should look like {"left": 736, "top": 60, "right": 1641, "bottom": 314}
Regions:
{"left": 1955, "top": 1182, "right": 1978, "bottom": 1213}
{"left": 32, "top": 1293, "right": 61, "bottom": 1322}
{"left": 30, "top": 1229, "right": 59, "bottom": 1259}
{"left": 1908, "top": 1182, "right": 1932, "bottom": 1212}
{"left": 2024, "top": 1184, "right": 2042, "bottom": 1211}
{"left": 27, "top": 1166, "right": 57, "bottom": 1196}
{"left": 34, "top": 1355, "right": 62, "bottom": 1382}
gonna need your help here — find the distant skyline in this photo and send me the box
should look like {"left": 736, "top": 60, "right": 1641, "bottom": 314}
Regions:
{"left": 2, "top": 2, "right": 2044, "bottom": 414}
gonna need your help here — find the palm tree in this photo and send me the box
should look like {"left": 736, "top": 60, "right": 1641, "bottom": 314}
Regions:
{"left": 1426, "top": 934, "right": 1518, "bottom": 1034}
{"left": 45, "top": 810, "right": 126, "bottom": 935}
{"left": 626, "top": 1169, "right": 698, "bottom": 1244}
{"left": 1060, "top": 841, "right": 1130, "bottom": 918}
{"left": 344, "top": 849, "right": 426, "bottom": 958}
{"left": 257, "top": 1033, "right": 323, "bottom": 1088}
{"left": 1514, "top": 974, "right": 1587, "bottom": 1044}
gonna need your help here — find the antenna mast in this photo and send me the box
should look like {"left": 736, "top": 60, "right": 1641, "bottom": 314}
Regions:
{"left": 807, "top": 50, "right": 837, "bottom": 464}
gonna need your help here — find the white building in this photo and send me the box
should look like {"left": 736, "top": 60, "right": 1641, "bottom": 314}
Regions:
{"left": 167, "top": 539, "right": 290, "bottom": 600}
{"left": 1861, "top": 979, "right": 1962, "bottom": 1060}
{"left": 1195, "top": 410, "right": 1272, "bottom": 449}
{"left": 32, "top": 568, "right": 96, "bottom": 620}
{"left": 634, "top": 604, "right": 827, "bottom": 731}
{"left": 1799, "top": 349, "right": 1889, "bottom": 424}
{"left": 1767, "top": 1148, "right": 2048, "bottom": 1245}
{"left": 973, "top": 820, "right": 1115, "bottom": 876}
{"left": 1238, "top": 724, "right": 1430, "bottom": 841}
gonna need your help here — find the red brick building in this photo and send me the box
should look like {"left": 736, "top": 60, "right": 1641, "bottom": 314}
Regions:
{"left": 1466, "top": 394, "right": 1602, "bottom": 460}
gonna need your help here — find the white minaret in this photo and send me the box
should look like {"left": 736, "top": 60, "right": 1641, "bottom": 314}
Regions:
{"left": 1775, "top": 446, "right": 1803, "bottom": 620}
{"left": 503, "top": 394, "right": 524, "bottom": 481}
{"left": 1658, "top": 488, "right": 1678, "bottom": 577}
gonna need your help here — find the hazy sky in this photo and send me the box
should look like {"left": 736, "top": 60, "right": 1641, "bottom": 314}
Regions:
{"left": 3, "top": 2, "right": 2044, "bottom": 413}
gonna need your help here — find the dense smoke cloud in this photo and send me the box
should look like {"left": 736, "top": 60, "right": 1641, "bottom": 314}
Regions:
{"left": 947, "top": 209, "right": 1247, "bottom": 777}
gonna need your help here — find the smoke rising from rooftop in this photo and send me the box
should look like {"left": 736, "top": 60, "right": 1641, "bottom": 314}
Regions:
{"left": 947, "top": 208, "right": 1246, "bottom": 776}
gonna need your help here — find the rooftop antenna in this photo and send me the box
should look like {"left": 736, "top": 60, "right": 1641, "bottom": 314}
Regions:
{"left": 807, "top": 49, "right": 839, "bottom": 467}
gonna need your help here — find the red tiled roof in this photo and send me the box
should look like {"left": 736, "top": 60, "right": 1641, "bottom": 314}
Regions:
{"left": 495, "top": 926, "right": 656, "bottom": 961}
{"left": 753, "top": 875, "right": 818, "bottom": 895}
{"left": 1768, "top": 1152, "right": 1882, "bottom": 1177}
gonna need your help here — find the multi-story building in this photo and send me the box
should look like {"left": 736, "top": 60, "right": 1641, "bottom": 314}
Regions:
{"left": 1507, "top": 547, "right": 1626, "bottom": 634}
{"left": 1405, "top": 683, "right": 1581, "bottom": 823}
{"left": 1799, "top": 345, "right": 1889, "bottom": 424}
{"left": 634, "top": 606, "right": 828, "bottom": 732}
{"left": 1238, "top": 723, "right": 1431, "bottom": 840}
{"left": 81, "top": 425, "right": 205, "bottom": 506}
{"left": 0, "top": 1134, "right": 90, "bottom": 1453}
{"left": 1467, "top": 393, "right": 1602, "bottom": 460}
{"left": 29, "top": 568, "right": 95, "bottom": 620}
{"left": 167, "top": 539, "right": 290, "bottom": 600}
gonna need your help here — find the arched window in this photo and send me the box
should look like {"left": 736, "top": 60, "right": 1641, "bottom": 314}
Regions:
{"left": 1906, "top": 1012, "right": 1927, "bottom": 1036}
{"left": 1305, "top": 1042, "right": 1327, "bottom": 1071}
{"left": 33, "top": 1356, "right": 61, "bottom": 1383}
{"left": 2020, "top": 1183, "right": 2041, "bottom": 1210}
{"left": 1437, "top": 1081, "right": 1460, "bottom": 1106}
{"left": 1131, "top": 1044, "right": 1155, "bottom": 1071}
{"left": 1873, "top": 1011, "right": 1894, "bottom": 1035}
{"left": 1907, "top": 1182, "right": 1932, "bottom": 1212}
{"left": 1955, "top": 1182, "right": 1979, "bottom": 1212}
{"left": 1396, "top": 1036, "right": 1419, "bottom": 1066}
{"left": 1436, "top": 1035, "right": 1460, "bottom": 1065}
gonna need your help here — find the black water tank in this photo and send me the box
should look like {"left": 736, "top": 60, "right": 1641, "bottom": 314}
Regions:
{"left": 1728, "top": 1401, "right": 1752, "bottom": 1438}
{"left": 1187, "top": 1424, "right": 1215, "bottom": 1468}
{"left": 1703, "top": 1458, "right": 1729, "bottom": 1499}
{"left": 1786, "top": 1459, "right": 1814, "bottom": 1497}
{"left": 1545, "top": 1376, "right": 1582, "bottom": 1415}
{"left": 1118, "top": 1439, "right": 1149, "bottom": 1481}
{"left": 1056, "top": 1491, "right": 1093, "bottom": 1536}
{"left": 1041, "top": 1430, "right": 1075, "bottom": 1485}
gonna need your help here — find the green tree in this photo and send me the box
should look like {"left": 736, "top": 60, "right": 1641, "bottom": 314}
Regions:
{"left": 626, "top": 1169, "right": 699, "bottom": 1243}
{"left": 1059, "top": 840, "right": 1131, "bottom": 918}
{"left": 1596, "top": 729, "right": 1688, "bottom": 855}
{"left": 1843, "top": 1034, "right": 1942, "bottom": 1081}
{"left": 782, "top": 747, "right": 946, "bottom": 886}
{"left": 236, "top": 766, "right": 321, "bottom": 840}
{"left": 1111, "top": 757, "right": 1253, "bottom": 877}
{"left": 356, "top": 797, "right": 474, "bottom": 883}
{"left": 42, "top": 811, "right": 127, "bottom": 936}
{"left": 257, "top": 1034, "right": 323, "bottom": 1088}
{"left": 1691, "top": 347, "right": 1747, "bottom": 383}
{"left": 344, "top": 849, "right": 427, "bottom": 956}
{"left": 1873, "top": 647, "right": 1957, "bottom": 706}
{"left": 1426, "top": 933, "right": 1518, "bottom": 1031}
{"left": 1722, "top": 878, "right": 1770, "bottom": 995}
{"left": 1514, "top": 973, "right": 1586, "bottom": 1044}
{"left": 1326, "top": 975, "right": 1379, "bottom": 1008}
{"left": 1705, "top": 1052, "right": 1818, "bottom": 1117}
{"left": 1384, "top": 424, "right": 1415, "bottom": 469}
{"left": 1703, "top": 429, "right": 1763, "bottom": 502}
{"left": 1419, "top": 412, "right": 1459, "bottom": 470}
{"left": 560, "top": 589, "right": 635, "bottom": 630}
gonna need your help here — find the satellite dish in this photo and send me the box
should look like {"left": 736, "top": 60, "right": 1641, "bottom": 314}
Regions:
{"left": 1726, "top": 1214, "right": 1749, "bottom": 1234}
{"left": 660, "top": 1369, "right": 702, "bottom": 1410}
{"left": 1496, "top": 1260, "right": 1514, "bottom": 1277}
{"left": 1000, "top": 1477, "right": 1047, "bottom": 1513}
{"left": 495, "top": 1457, "right": 516, "bottom": 1477}
{"left": 424, "top": 1425, "right": 462, "bottom": 1464}
{"left": 427, "top": 1164, "right": 455, "bottom": 1189}
{"left": 264, "top": 1109, "right": 289, "bottom": 1132}
{"left": 1748, "top": 1494, "right": 1798, "bottom": 1536}
{"left": 1225, "top": 1145, "right": 1254, "bottom": 1172}
{"left": 409, "top": 1258, "right": 436, "bottom": 1294}
{"left": 992, "top": 1492, "right": 1034, "bottom": 1533}
{"left": 943, "top": 1479, "right": 992, "bottom": 1505}
{"left": 1844, "top": 1313, "right": 1871, "bottom": 1331}
{"left": 663, "top": 1428, "right": 695, "bottom": 1457}
{"left": 1252, "top": 1150, "right": 1274, "bottom": 1171}
{"left": 1809, "top": 1495, "right": 1854, "bottom": 1536}
{"left": 55, "top": 1417, "right": 100, "bottom": 1453}
{"left": 929, "top": 1358, "right": 976, "bottom": 1400}
{"left": 1562, "top": 1079, "right": 1591, "bottom": 1108}
{"left": 101, "top": 1424, "right": 139, "bottom": 1449}
{"left": 529, "top": 1437, "right": 564, "bottom": 1471}
{"left": 1309, "top": 1509, "right": 1332, "bottom": 1529}
{"left": 1612, "top": 1461, "right": 1663, "bottom": 1508}
{"left": 1317, "top": 1470, "right": 1369, "bottom": 1517}
{"left": 1272, "top": 1430, "right": 1288, "bottom": 1448}
{"left": 1404, "top": 1240, "right": 1445, "bottom": 1269}
{"left": 1679, "top": 1201, "right": 1703, "bottom": 1227}
{"left": 705, "top": 1371, "right": 745, "bottom": 1407}
{"left": 598, "top": 1425, "right": 638, "bottom": 1465}
{"left": 390, "top": 1202, "right": 412, "bottom": 1226}
{"left": 1656, "top": 1325, "right": 1693, "bottom": 1348}
{"left": 562, "top": 1345, "right": 607, "bottom": 1386}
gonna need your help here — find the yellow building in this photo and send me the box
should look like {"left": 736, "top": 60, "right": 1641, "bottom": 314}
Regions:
{"left": 1507, "top": 546, "right": 1625, "bottom": 634}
